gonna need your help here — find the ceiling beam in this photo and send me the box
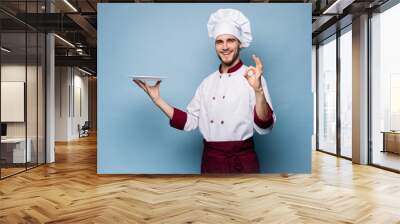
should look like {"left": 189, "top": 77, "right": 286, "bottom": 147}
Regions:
{"left": 55, "top": 55, "right": 96, "bottom": 70}
{"left": 67, "top": 13, "right": 97, "bottom": 46}
{"left": 322, "top": 0, "right": 356, "bottom": 14}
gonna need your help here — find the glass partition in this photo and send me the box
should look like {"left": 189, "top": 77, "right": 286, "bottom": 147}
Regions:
{"left": 339, "top": 27, "right": 352, "bottom": 158}
{"left": 0, "top": 1, "right": 46, "bottom": 179}
{"left": 1, "top": 30, "right": 28, "bottom": 178}
{"left": 317, "top": 35, "right": 337, "bottom": 155}
{"left": 371, "top": 3, "right": 400, "bottom": 171}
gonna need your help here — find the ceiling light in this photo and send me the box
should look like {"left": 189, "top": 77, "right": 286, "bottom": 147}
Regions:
{"left": 63, "top": 0, "right": 78, "bottom": 12}
{"left": 323, "top": 0, "right": 341, "bottom": 14}
{"left": 322, "top": 0, "right": 354, "bottom": 15}
{"left": 54, "top": 34, "right": 75, "bottom": 48}
{"left": 1, "top": 47, "right": 11, "bottom": 53}
{"left": 78, "top": 67, "right": 93, "bottom": 76}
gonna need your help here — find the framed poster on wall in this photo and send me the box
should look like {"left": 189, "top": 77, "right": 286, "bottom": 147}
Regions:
{"left": 1, "top": 81, "right": 25, "bottom": 122}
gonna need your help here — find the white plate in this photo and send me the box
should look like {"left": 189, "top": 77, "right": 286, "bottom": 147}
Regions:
{"left": 129, "top": 75, "right": 167, "bottom": 81}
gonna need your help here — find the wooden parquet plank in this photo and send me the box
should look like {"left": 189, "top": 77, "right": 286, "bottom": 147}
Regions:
{"left": 1, "top": 134, "right": 400, "bottom": 223}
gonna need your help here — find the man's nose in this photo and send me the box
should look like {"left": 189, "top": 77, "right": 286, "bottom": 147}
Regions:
{"left": 222, "top": 42, "right": 229, "bottom": 50}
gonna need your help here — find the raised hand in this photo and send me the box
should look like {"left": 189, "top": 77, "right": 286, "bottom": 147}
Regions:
{"left": 133, "top": 80, "right": 162, "bottom": 103}
{"left": 244, "top": 54, "right": 264, "bottom": 92}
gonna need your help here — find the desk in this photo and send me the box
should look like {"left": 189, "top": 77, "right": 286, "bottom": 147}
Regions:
{"left": 381, "top": 131, "right": 400, "bottom": 154}
{"left": 1, "top": 138, "right": 31, "bottom": 163}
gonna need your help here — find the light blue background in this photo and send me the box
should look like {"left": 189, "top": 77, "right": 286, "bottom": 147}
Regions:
{"left": 98, "top": 3, "right": 312, "bottom": 174}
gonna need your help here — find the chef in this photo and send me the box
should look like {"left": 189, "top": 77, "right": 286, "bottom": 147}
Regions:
{"left": 134, "top": 8, "right": 276, "bottom": 173}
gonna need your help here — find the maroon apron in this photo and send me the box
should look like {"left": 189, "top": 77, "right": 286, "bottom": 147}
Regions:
{"left": 201, "top": 137, "right": 260, "bottom": 173}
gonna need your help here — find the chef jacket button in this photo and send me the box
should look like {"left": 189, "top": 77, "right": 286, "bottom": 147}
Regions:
{"left": 221, "top": 120, "right": 224, "bottom": 124}
{"left": 219, "top": 76, "right": 222, "bottom": 79}
{"left": 210, "top": 120, "right": 214, "bottom": 123}
{"left": 222, "top": 96, "right": 225, "bottom": 99}
{"left": 228, "top": 74, "right": 231, "bottom": 77}
{"left": 212, "top": 97, "right": 215, "bottom": 100}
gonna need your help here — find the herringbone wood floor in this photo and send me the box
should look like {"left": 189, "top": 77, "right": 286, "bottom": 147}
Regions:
{"left": 1, "top": 134, "right": 400, "bottom": 224}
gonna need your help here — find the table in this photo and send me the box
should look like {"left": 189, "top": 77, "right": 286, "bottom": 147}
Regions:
{"left": 381, "top": 131, "right": 400, "bottom": 154}
{"left": 1, "top": 138, "right": 32, "bottom": 163}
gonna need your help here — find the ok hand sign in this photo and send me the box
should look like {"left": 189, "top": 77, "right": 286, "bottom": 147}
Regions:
{"left": 244, "top": 54, "right": 264, "bottom": 93}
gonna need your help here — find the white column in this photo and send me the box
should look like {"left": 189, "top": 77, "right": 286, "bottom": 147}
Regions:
{"left": 46, "top": 1, "right": 55, "bottom": 163}
{"left": 352, "top": 14, "right": 369, "bottom": 164}
{"left": 46, "top": 33, "right": 55, "bottom": 163}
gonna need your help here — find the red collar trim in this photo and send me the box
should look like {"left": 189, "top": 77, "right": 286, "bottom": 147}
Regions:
{"left": 219, "top": 60, "right": 243, "bottom": 74}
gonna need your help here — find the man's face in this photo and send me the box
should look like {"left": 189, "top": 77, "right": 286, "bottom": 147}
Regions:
{"left": 215, "top": 34, "right": 241, "bottom": 66}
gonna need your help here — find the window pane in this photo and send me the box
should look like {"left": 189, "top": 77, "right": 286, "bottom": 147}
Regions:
{"left": 340, "top": 28, "right": 352, "bottom": 158}
{"left": 371, "top": 3, "right": 400, "bottom": 171}
{"left": 318, "top": 36, "right": 337, "bottom": 154}
{"left": 1, "top": 31, "right": 27, "bottom": 178}
{"left": 27, "top": 31, "right": 38, "bottom": 169}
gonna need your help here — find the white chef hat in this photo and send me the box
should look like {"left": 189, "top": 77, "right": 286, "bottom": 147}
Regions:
{"left": 207, "top": 8, "right": 252, "bottom": 48}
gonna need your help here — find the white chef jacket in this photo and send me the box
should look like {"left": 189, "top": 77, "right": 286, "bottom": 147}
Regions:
{"left": 171, "top": 62, "right": 276, "bottom": 142}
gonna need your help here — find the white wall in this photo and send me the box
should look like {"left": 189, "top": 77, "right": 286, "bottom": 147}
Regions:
{"left": 55, "top": 66, "right": 89, "bottom": 141}
{"left": 55, "top": 66, "right": 70, "bottom": 141}
{"left": 71, "top": 72, "right": 89, "bottom": 138}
